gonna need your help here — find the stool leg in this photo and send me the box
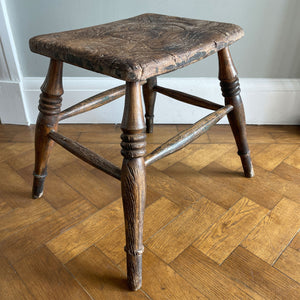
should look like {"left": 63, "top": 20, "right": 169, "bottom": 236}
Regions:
{"left": 32, "top": 59, "right": 64, "bottom": 198}
{"left": 218, "top": 47, "right": 254, "bottom": 178}
{"left": 142, "top": 77, "right": 157, "bottom": 133}
{"left": 121, "top": 82, "right": 146, "bottom": 290}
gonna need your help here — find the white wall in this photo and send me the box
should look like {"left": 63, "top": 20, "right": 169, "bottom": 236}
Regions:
{"left": 0, "top": 0, "right": 299, "bottom": 125}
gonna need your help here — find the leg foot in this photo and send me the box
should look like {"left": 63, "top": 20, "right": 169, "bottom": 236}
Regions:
{"left": 32, "top": 173, "right": 47, "bottom": 198}
{"left": 126, "top": 247, "right": 144, "bottom": 290}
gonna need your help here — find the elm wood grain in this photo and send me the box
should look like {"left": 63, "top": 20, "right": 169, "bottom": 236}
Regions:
{"left": 221, "top": 246, "right": 300, "bottom": 299}
{"left": 46, "top": 199, "right": 123, "bottom": 263}
{"left": 274, "top": 247, "right": 300, "bottom": 283}
{"left": 170, "top": 246, "right": 262, "bottom": 299}
{"left": 120, "top": 82, "right": 146, "bottom": 291}
{"left": 146, "top": 197, "right": 226, "bottom": 263}
{"left": 66, "top": 246, "right": 148, "bottom": 300}
{"left": 218, "top": 47, "right": 254, "bottom": 178}
{"left": 142, "top": 77, "right": 157, "bottom": 133}
{"left": 96, "top": 197, "right": 181, "bottom": 265}
{"left": 242, "top": 197, "right": 300, "bottom": 264}
{"left": 193, "top": 197, "right": 268, "bottom": 264}
{"left": 0, "top": 256, "right": 35, "bottom": 300}
{"left": 164, "top": 162, "right": 241, "bottom": 209}
{"left": 0, "top": 198, "right": 97, "bottom": 264}
{"left": 119, "top": 248, "right": 208, "bottom": 299}
{"left": 154, "top": 85, "right": 223, "bottom": 111}
{"left": 30, "top": 14, "right": 244, "bottom": 82}
{"left": 32, "top": 59, "right": 63, "bottom": 199}
{"left": 145, "top": 105, "right": 233, "bottom": 166}
{"left": 199, "top": 162, "right": 282, "bottom": 210}
{"left": 0, "top": 198, "right": 54, "bottom": 241}
{"left": 13, "top": 246, "right": 91, "bottom": 299}
{"left": 48, "top": 130, "right": 121, "bottom": 180}
{"left": 59, "top": 84, "right": 126, "bottom": 121}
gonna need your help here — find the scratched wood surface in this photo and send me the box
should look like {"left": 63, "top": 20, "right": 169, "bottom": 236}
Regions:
{"left": 29, "top": 13, "right": 243, "bottom": 81}
{"left": 0, "top": 124, "right": 299, "bottom": 299}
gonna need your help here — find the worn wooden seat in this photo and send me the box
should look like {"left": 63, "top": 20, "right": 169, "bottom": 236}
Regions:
{"left": 29, "top": 13, "right": 243, "bottom": 81}
{"left": 29, "top": 13, "right": 254, "bottom": 292}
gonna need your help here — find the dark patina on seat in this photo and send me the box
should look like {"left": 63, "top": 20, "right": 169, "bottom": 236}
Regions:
{"left": 29, "top": 13, "right": 253, "bottom": 291}
{"left": 30, "top": 13, "right": 243, "bottom": 81}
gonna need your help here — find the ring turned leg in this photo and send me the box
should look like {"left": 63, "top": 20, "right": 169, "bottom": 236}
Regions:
{"left": 218, "top": 47, "right": 254, "bottom": 178}
{"left": 121, "top": 82, "right": 146, "bottom": 290}
{"left": 142, "top": 77, "right": 157, "bottom": 133}
{"left": 32, "top": 59, "right": 64, "bottom": 198}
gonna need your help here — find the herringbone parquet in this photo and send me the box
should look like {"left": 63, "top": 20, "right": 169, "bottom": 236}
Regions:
{"left": 0, "top": 124, "right": 299, "bottom": 299}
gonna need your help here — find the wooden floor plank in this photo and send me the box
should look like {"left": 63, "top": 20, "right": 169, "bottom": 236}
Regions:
{"left": 46, "top": 199, "right": 123, "bottom": 263}
{"left": 66, "top": 246, "right": 148, "bottom": 299}
{"left": 181, "top": 144, "right": 234, "bottom": 171}
{"left": 18, "top": 165, "right": 84, "bottom": 209}
{"left": 164, "top": 162, "right": 241, "bottom": 209}
{"left": 55, "top": 162, "right": 120, "bottom": 209}
{"left": 147, "top": 166, "right": 201, "bottom": 208}
{"left": 193, "top": 197, "right": 268, "bottom": 264}
{"left": 171, "top": 246, "right": 263, "bottom": 299}
{"left": 242, "top": 197, "right": 300, "bottom": 264}
{"left": 0, "top": 198, "right": 54, "bottom": 241}
{"left": 253, "top": 144, "right": 298, "bottom": 171}
{"left": 146, "top": 197, "right": 226, "bottom": 263}
{"left": 290, "top": 232, "right": 300, "bottom": 251}
{"left": 0, "top": 162, "right": 35, "bottom": 208}
{"left": 0, "top": 256, "right": 35, "bottom": 300}
{"left": 200, "top": 162, "right": 282, "bottom": 209}
{"left": 221, "top": 246, "right": 300, "bottom": 299}
{"left": 284, "top": 146, "right": 300, "bottom": 169}
{"left": 119, "top": 248, "right": 208, "bottom": 299}
{"left": 273, "top": 162, "right": 300, "bottom": 185}
{"left": 13, "top": 246, "right": 91, "bottom": 299}
{"left": 274, "top": 247, "right": 300, "bottom": 283}
{"left": 1, "top": 124, "right": 300, "bottom": 297}
{"left": 0, "top": 198, "right": 97, "bottom": 264}
{"left": 96, "top": 197, "right": 181, "bottom": 264}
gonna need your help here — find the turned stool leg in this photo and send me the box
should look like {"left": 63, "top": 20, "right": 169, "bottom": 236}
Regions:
{"left": 121, "top": 82, "right": 146, "bottom": 290}
{"left": 218, "top": 47, "right": 254, "bottom": 178}
{"left": 32, "top": 59, "right": 64, "bottom": 198}
{"left": 142, "top": 77, "right": 157, "bottom": 133}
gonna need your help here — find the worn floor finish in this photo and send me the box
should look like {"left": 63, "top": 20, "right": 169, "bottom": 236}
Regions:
{"left": 0, "top": 124, "right": 299, "bottom": 299}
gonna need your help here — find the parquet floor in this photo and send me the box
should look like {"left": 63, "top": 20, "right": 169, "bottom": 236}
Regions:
{"left": 0, "top": 124, "right": 299, "bottom": 299}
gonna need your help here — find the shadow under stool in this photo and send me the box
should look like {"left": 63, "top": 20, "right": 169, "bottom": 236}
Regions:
{"left": 29, "top": 13, "right": 254, "bottom": 291}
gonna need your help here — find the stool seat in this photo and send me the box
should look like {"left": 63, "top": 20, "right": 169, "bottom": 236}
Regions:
{"left": 29, "top": 13, "right": 243, "bottom": 81}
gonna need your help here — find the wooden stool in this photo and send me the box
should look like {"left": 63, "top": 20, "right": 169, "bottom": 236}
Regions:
{"left": 29, "top": 13, "right": 254, "bottom": 291}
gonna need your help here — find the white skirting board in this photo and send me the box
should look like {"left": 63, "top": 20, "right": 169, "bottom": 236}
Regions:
{"left": 8, "top": 77, "right": 300, "bottom": 125}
